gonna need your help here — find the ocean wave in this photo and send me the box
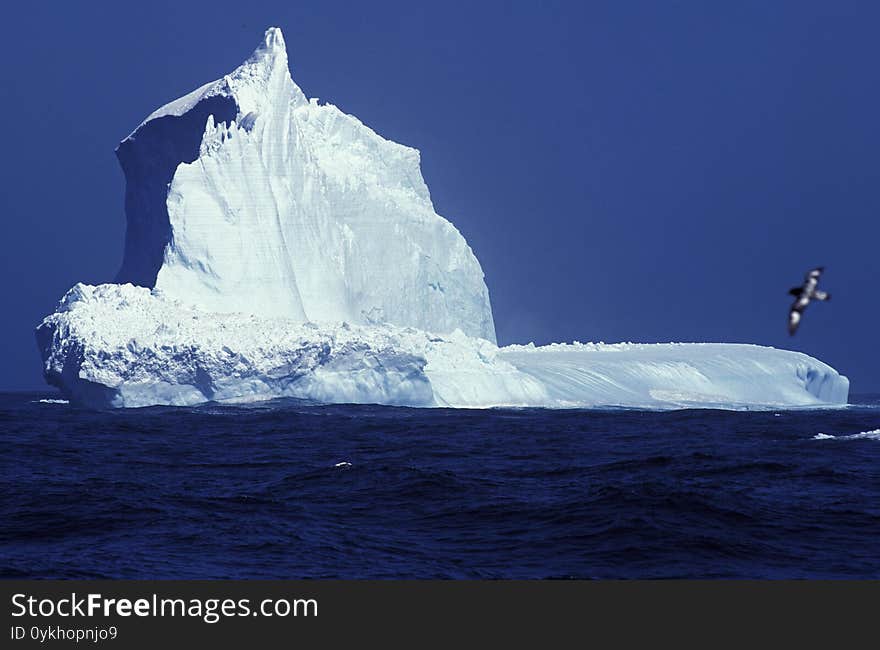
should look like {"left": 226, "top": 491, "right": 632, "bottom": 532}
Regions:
{"left": 813, "top": 429, "right": 880, "bottom": 441}
{"left": 34, "top": 399, "right": 69, "bottom": 405}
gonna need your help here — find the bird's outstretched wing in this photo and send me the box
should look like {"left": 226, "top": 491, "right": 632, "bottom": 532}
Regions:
{"left": 787, "top": 266, "right": 828, "bottom": 335}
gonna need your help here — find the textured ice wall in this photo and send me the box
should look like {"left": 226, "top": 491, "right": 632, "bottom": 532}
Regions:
{"left": 116, "top": 28, "right": 496, "bottom": 342}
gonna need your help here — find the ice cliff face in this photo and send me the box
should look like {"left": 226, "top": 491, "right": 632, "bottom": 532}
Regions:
{"left": 116, "top": 27, "right": 496, "bottom": 342}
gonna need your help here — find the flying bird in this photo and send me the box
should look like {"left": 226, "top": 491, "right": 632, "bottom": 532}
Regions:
{"left": 788, "top": 267, "right": 831, "bottom": 335}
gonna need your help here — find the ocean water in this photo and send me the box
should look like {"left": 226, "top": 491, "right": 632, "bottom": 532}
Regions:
{"left": 1, "top": 392, "right": 878, "bottom": 579}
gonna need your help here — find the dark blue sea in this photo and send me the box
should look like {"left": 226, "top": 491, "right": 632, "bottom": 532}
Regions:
{"left": 2, "top": 392, "right": 878, "bottom": 579}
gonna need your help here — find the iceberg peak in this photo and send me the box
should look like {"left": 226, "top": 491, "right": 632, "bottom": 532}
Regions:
{"left": 258, "top": 26, "right": 286, "bottom": 54}
{"left": 237, "top": 26, "right": 293, "bottom": 93}
{"left": 113, "top": 26, "right": 497, "bottom": 342}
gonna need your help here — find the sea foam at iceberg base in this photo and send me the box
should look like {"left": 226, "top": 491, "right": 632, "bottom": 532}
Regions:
{"left": 36, "top": 27, "right": 849, "bottom": 409}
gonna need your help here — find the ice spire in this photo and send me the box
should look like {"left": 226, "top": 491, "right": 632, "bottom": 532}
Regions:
{"left": 114, "top": 26, "right": 496, "bottom": 341}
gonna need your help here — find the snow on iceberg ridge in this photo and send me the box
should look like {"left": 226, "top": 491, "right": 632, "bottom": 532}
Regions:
{"left": 115, "top": 26, "right": 495, "bottom": 342}
{"left": 36, "top": 284, "right": 849, "bottom": 410}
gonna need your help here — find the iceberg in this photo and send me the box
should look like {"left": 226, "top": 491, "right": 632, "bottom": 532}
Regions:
{"left": 37, "top": 27, "right": 849, "bottom": 410}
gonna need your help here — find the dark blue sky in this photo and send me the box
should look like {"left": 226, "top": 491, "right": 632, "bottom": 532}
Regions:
{"left": 2, "top": 1, "right": 877, "bottom": 391}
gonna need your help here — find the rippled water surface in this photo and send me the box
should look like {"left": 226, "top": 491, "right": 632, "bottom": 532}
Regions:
{"left": 2, "top": 392, "right": 878, "bottom": 578}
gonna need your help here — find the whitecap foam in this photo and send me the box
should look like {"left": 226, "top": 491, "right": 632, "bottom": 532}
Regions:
{"left": 813, "top": 429, "right": 880, "bottom": 441}
{"left": 35, "top": 398, "right": 69, "bottom": 405}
